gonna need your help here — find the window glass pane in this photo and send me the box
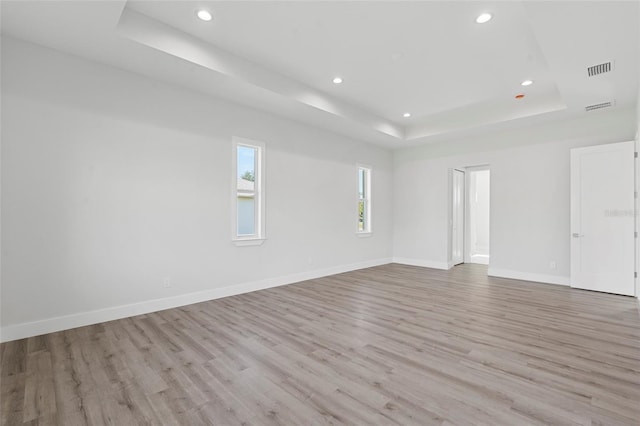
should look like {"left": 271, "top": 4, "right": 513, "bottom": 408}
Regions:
{"left": 237, "top": 145, "right": 256, "bottom": 191}
{"left": 358, "top": 168, "right": 365, "bottom": 199}
{"left": 237, "top": 196, "right": 256, "bottom": 235}
{"left": 358, "top": 200, "right": 365, "bottom": 231}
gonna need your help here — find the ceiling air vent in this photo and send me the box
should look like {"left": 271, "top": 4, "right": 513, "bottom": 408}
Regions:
{"left": 587, "top": 61, "right": 612, "bottom": 77}
{"left": 585, "top": 101, "right": 615, "bottom": 112}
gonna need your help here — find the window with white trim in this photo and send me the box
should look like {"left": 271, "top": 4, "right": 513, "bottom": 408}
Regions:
{"left": 232, "top": 137, "right": 265, "bottom": 245}
{"left": 358, "top": 166, "right": 372, "bottom": 233}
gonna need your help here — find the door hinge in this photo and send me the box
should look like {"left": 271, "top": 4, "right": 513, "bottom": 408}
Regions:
{"left": 635, "top": 152, "right": 638, "bottom": 158}
{"left": 635, "top": 231, "right": 638, "bottom": 238}
{"left": 635, "top": 191, "right": 638, "bottom": 199}
{"left": 635, "top": 272, "right": 637, "bottom": 278}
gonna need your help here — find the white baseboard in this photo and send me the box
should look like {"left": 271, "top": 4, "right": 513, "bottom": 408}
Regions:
{"left": 488, "top": 267, "right": 570, "bottom": 286}
{"left": 392, "top": 257, "right": 450, "bottom": 270}
{"left": 0, "top": 257, "right": 392, "bottom": 343}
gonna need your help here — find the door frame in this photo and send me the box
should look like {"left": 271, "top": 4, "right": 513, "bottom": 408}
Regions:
{"left": 448, "top": 165, "right": 491, "bottom": 269}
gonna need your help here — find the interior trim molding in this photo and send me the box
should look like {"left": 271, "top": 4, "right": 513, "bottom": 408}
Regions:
{"left": 0, "top": 257, "right": 393, "bottom": 343}
{"left": 488, "top": 267, "right": 570, "bottom": 286}
{"left": 392, "top": 257, "right": 450, "bottom": 270}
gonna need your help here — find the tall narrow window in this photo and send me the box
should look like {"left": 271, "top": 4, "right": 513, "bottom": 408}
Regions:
{"left": 233, "top": 137, "right": 265, "bottom": 245}
{"left": 358, "top": 166, "right": 372, "bottom": 234}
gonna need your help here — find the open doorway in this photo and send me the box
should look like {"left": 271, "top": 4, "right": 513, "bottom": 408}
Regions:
{"left": 450, "top": 166, "right": 490, "bottom": 268}
{"left": 466, "top": 168, "right": 490, "bottom": 265}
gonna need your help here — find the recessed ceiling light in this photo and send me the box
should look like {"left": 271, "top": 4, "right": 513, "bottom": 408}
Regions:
{"left": 403, "top": 113, "right": 411, "bottom": 118}
{"left": 197, "top": 10, "right": 213, "bottom": 21}
{"left": 332, "top": 77, "right": 343, "bottom": 84}
{"left": 476, "top": 13, "right": 492, "bottom": 24}
{"left": 521, "top": 80, "right": 534, "bottom": 86}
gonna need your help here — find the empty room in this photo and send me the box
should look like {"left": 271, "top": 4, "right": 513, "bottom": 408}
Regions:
{"left": 1, "top": 1, "right": 640, "bottom": 425}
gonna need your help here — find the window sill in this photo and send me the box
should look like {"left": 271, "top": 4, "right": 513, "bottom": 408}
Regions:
{"left": 233, "top": 238, "right": 266, "bottom": 247}
{"left": 356, "top": 232, "right": 373, "bottom": 238}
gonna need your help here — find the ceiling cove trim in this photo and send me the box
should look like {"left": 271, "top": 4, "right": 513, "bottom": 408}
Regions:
{"left": 116, "top": 7, "right": 404, "bottom": 140}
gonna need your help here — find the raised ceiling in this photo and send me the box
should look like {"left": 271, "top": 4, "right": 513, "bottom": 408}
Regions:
{"left": 1, "top": 1, "right": 638, "bottom": 148}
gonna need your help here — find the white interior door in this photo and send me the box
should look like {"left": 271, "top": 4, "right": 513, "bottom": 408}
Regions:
{"left": 570, "top": 141, "right": 635, "bottom": 296}
{"left": 452, "top": 169, "right": 465, "bottom": 265}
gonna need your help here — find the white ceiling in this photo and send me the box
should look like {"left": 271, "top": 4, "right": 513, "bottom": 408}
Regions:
{"left": 1, "top": 1, "right": 638, "bottom": 148}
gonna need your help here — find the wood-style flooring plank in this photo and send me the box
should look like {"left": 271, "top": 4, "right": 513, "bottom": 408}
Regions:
{"left": 22, "top": 351, "right": 56, "bottom": 423}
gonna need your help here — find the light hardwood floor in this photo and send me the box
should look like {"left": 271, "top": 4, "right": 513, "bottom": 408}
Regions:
{"left": 2, "top": 264, "right": 640, "bottom": 425}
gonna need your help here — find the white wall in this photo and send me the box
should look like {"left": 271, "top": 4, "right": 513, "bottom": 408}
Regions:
{"left": 0, "top": 38, "right": 393, "bottom": 340}
{"left": 393, "top": 108, "right": 637, "bottom": 284}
